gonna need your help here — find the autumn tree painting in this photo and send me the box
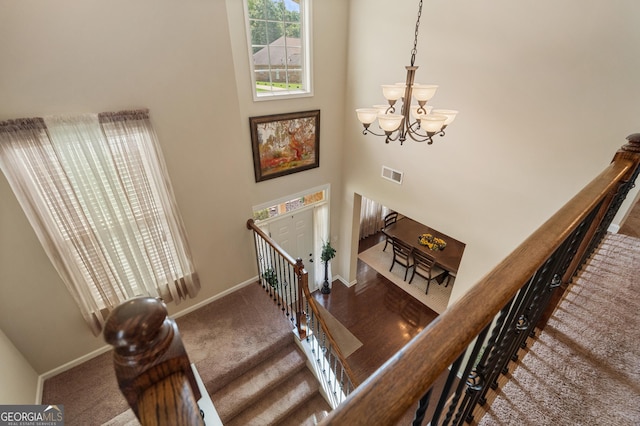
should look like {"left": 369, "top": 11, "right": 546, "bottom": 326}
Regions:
{"left": 250, "top": 110, "right": 320, "bottom": 182}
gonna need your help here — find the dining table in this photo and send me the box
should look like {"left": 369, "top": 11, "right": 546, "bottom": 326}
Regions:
{"left": 382, "top": 217, "right": 466, "bottom": 276}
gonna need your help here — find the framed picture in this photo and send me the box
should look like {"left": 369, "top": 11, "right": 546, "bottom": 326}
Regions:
{"left": 249, "top": 110, "right": 320, "bottom": 182}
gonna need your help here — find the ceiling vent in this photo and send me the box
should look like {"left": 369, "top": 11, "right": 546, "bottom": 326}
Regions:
{"left": 381, "top": 166, "right": 403, "bottom": 184}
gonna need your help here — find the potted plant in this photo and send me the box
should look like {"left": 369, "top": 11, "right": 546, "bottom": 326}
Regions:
{"left": 262, "top": 268, "right": 278, "bottom": 288}
{"left": 320, "top": 240, "right": 336, "bottom": 294}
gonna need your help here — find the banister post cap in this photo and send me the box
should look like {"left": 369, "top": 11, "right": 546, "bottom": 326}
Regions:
{"left": 103, "top": 297, "right": 168, "bottom": 349}
{"left": 622, "top": 133, "right": 640, "bottom": 153}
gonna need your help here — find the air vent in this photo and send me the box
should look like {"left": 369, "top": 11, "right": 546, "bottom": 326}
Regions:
{"left": 381, "top": 166, "right": 403, "bottom": 184}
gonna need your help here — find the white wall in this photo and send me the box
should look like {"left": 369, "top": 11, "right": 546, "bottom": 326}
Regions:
{"left": 1, "top": 0, "right": 638, "bottom": 379}
{"left": 0, "top": 0, "right": 348, "bottom": 374}
{"left": 0, "top": 328, "right": 38, "bottom": 403}
{"left": 341, "top": 0, "right": 640, "bottom": 304}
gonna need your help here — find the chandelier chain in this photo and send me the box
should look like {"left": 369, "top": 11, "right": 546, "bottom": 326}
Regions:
{"left": 410, "top": 0, "right": 424, "bottom": 66}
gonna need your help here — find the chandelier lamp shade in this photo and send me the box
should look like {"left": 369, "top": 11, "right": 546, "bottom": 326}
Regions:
{"left": 355, "top": 0, "right": 457, "bottom": 145}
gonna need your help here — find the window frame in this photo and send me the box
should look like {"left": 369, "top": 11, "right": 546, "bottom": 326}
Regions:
{"left": 252, "top": 184, "right": 328, "bottom": 225}
{"left": 243, "top": 0, "right": 313, "bottom": 101}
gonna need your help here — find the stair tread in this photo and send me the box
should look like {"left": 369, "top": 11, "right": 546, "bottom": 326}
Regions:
{"left": 279, "top": 393, "right": 331, "bottom": 426}
{"left": 211, "top": 342, "right": 307, "bottom": 422}
{"left": 200, "top": 330, "right": 294, "bottom": 395}
{"left": 225, "top": 368, "right": 322, "bottom": 426}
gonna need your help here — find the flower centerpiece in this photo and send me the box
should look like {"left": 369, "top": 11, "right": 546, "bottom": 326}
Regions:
{"left": 418, "top": 233, "right": 447, "bottom": 251}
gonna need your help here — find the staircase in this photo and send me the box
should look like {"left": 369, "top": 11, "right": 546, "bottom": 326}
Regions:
{"left": 473, "top": 232, "right": 640, "bottom": 425}
{"left": 208, "top": 334, "right": 330, "bottom": 426}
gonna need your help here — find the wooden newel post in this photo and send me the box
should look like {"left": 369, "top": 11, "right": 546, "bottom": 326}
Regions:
{"left": 295, "top": 258, "right": 308, "bottom": 339}
{"left": 103, "top": 297, "right": 203, "bottom": 426}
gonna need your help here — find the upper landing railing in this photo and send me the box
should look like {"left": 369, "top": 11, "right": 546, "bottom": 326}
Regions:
{"left": 103, "top": 134, "right": 639, "bottom": 425}
{"left": 321, "top": 133, "right": 640, "bottom": 425}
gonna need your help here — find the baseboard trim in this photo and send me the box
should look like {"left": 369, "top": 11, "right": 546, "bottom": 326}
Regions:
{"left": 35, "top": 376, "right": 43, "bottom": 404}
{"left": 171, "top": 276, "right": 257, "bottom": 320}
{"left": 336, "top": 275, "right": 355, "bottom": 287}
{"left": 39, "top": 345, "right": 113, "bottom": 382}
{"left": 38, "top": 277, "right": 260, "bottom": 397}
{"left": 608, "top": 223, "right": 620, "bottom": 234}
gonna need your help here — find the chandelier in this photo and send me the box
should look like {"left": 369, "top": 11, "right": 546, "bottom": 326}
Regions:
{"left": 355, "top": 0, "right": 457, "bottom": 145}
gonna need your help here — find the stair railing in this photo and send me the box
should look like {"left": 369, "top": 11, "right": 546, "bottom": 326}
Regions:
{"left": 103, "top": 296, "right": 204, "bottom": 426}
{"left": 246, "top": 219, "right": 358, "bottom": 406}
{"left": 320, "top": 134, "right": 640, "bottom": 425}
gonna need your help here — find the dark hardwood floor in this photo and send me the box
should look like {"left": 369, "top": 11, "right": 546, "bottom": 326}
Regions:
{"left": 312, "top": 232, "right": 451, "bottom": 424}
{"left": 312, "top": 232, "right": 439, "bottom": 384}
{"left": 306, "top": 200, "right": 640, "bottom": 423}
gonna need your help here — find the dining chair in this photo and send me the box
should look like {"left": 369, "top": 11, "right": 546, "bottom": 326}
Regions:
{"left": 444, "top": 271, "right": 456, "bottom": 288}
{"left": 409, "top": 249, "right": 446, "bottom": 294}
{"left": 389, "top": 237, "right": 413, "bottom": 281}
{"left": 382, "top": 211, "right": 399, "bottom": 251}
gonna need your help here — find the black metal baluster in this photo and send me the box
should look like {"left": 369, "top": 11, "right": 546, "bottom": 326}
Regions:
{"left": 282, "top": 260, "right": 290, "bottom": 316}
{"left": 339, "top": 364, "right": 346, "bottom": 403}
{"left": 262, "top": 236, "right": 271, "bottom": 292}
{"left": 477, "top": 285, "right": 532, "bottom": 403}
{"left": 441, "top": 327, "right": 490, "bottom": 425}
{"left": 472, "top": 302, "right": 512, "bottom": 407}
{"left": 321, "top": 332, "right": 327, "bottom": 379}
{"left": 257, "top": 235, "right": 268, "bottom": 290}
{"left": 324, "top": 342, "right": 332, "bottom": 390}
{"left": 286, "top": 262, "right": 294, "bottom": 319}
{"left": 451, "top": 327, "right": 491, "bottom": 425}
{"left": 252, "top": 232, "right": 262, "bottom": 289}
{"left": 429, "top": 354, "right": 464, "bottom": 426}
{"left": 503, "top": 264, "right": 553, "bottom": 366}
{"left": 412, "top": 388, "right": 433, "bottom": 426}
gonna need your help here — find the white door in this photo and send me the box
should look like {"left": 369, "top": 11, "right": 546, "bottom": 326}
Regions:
{"left": 268, "top": 208, "right": 316, "bottom": 290}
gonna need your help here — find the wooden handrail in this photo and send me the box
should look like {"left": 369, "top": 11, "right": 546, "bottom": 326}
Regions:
{"left": 104, "top": 297, "right": 203, "bottom": 426}
{"left": 247, "top": 218, "right": 299, "bottom": 265}
{"left": 104, "top": 135, "right": 639, "bottom": 425}
{"left": 247, "top": 218, "right": 358, "bottom": 388}
{"left": 321, "top": 135, "right": 640, "bottom": 424}
{"left": 295, "top": 258, "right": 359, "bottom": 388}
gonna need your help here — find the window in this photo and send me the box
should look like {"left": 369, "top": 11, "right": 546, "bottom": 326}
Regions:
{"left": 253, "top": 187, "right": 326, "bottom": 222}
{"left": 244, "top": 0, "right": 312, "bottom": 100}
{"left": 0, "top": 111, "right": 200, "bottom": 335}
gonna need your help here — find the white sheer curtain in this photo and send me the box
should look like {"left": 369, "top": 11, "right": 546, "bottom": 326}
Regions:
{"left": 359, "top": 196, "right": 390, "bottom": 239}
{"left": 313, "top": 203, "right": 330, "bottom": 289}
{"left": 0, "top": 110, "right": 199, "bottom": 335}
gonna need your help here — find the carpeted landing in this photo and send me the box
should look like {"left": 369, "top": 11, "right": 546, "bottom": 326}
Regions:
{"left": 358, "top": 241, "right": 453, "bottom": 314}
{"left": 42, "top": 284, "right": 331, "bottom": 425}
{"left": 476, "top": 233, "right": 640, "bottom": 425}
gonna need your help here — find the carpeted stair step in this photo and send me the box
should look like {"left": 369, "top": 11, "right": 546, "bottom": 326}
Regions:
{"left": 201, "top": 329, "right": 294, "bottom": 396}
{"left": 224, "top": 368, "right": 325, "bottom": 426}
{"left": 210, "top": 342, "right": 307, "bottom": 423}
{"left": 279, "top": 394, "right": 330, "bottom": 426}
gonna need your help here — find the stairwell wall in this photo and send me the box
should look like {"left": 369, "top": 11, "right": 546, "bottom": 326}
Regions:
{"left": 340, "top": 0, "right": 640, "bottom": 305}
{"left": 0, "top": 0, "right": 349, "bottom": 376}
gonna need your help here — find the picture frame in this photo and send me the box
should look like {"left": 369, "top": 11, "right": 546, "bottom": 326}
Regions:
{"left": 249, "top": 110, "right": 320, "bottom": 182}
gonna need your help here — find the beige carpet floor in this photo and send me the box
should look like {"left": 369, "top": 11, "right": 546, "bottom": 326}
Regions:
{"left": 477, "top": 233, "right": 640, "bottom": 425}
{"left": 358, "top": 241, "right": 453, "bottom": 314}
{"left": 42, "top": 284, "right": 295, "bottom": 425}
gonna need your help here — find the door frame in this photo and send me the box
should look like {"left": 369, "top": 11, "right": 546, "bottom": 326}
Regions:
{"left": 252, "top": 184, "right": 331, "bottom": 291}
